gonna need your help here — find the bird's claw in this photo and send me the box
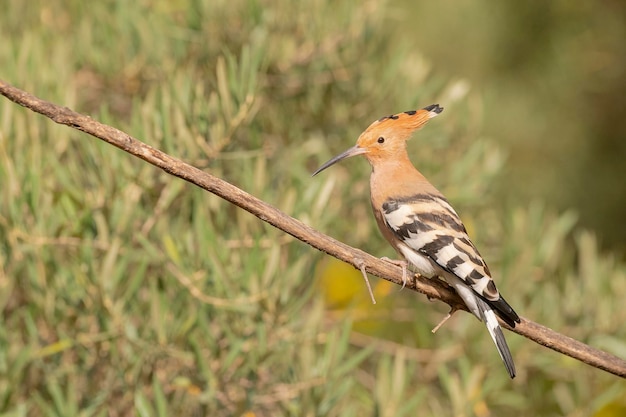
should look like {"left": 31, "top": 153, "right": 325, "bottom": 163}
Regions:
{"left": 381, "top": 257, "right": 410, "bottom": 289}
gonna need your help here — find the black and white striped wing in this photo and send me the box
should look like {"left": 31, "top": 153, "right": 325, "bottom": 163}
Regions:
{"left": 383, "top": 192, "right": 520, "bottom": 377}
{"left": 381, "top": 193, "right": 499, "bottom": 301}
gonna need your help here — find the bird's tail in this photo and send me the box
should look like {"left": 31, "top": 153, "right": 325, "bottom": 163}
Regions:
{"left": 476, "top": 298, "right": 516, "bottom": 379}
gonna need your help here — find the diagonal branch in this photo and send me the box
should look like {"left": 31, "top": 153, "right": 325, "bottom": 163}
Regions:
{"left": 2, "top": 79, "right": 625, "bottom": 379}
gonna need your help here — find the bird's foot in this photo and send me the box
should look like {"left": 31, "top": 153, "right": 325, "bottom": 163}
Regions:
{"left": 431, "top": 307, "right": 458, "bottom": 333}
{"left": 354, "top": 258, "right": 376, "bottom": 305}
{"left": 381, "top": 257, "right": 409, "bottom": 289}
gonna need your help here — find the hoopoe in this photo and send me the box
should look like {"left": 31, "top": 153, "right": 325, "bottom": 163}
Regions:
{"left": 313, "top": 104, "right": 520, "bottom": 378}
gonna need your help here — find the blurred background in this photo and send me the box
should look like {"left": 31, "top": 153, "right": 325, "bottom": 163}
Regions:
{"left": 403, "top": 1, "right": 626, "bottom": 252}
{"left": 1, "top": 0, "right": 625, "bottom": 416}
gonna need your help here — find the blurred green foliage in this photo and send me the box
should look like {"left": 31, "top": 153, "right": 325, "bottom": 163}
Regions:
{"left": 400, "top": 1, "right": 626, "bottom": 252}
{"left": 1, "top": 0, "right": 625, "bottom": 416}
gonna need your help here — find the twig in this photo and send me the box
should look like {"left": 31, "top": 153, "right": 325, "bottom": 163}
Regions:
{"left": 2, "top": 79, "right": 626, "bottom": 379}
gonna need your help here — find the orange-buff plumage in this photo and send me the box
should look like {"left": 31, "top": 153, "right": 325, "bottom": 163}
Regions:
{"left": 314, "top": 104, "right": 521, "bottom": 378}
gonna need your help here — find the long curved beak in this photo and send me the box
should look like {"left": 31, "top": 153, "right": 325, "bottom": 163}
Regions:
{"left": 312, "top": 146, "right": 366, "bottom": 176}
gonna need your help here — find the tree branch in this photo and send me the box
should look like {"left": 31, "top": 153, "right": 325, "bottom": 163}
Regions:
{"left": 2, "top": 79, "right": 625, "bottom": 379}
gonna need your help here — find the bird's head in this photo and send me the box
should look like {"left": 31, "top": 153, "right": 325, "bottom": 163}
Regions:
{"left": 313, "top": 104, "right": 443, "bottom": 176}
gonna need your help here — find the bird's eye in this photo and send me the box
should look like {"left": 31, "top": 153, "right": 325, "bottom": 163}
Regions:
{"left": 377, "top": 137, "right": 385, "bottom": 144}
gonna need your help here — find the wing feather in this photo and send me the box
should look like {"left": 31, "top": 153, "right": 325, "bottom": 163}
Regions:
{"left": 382, "top": 193, "right": 520, "bottom": 326}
